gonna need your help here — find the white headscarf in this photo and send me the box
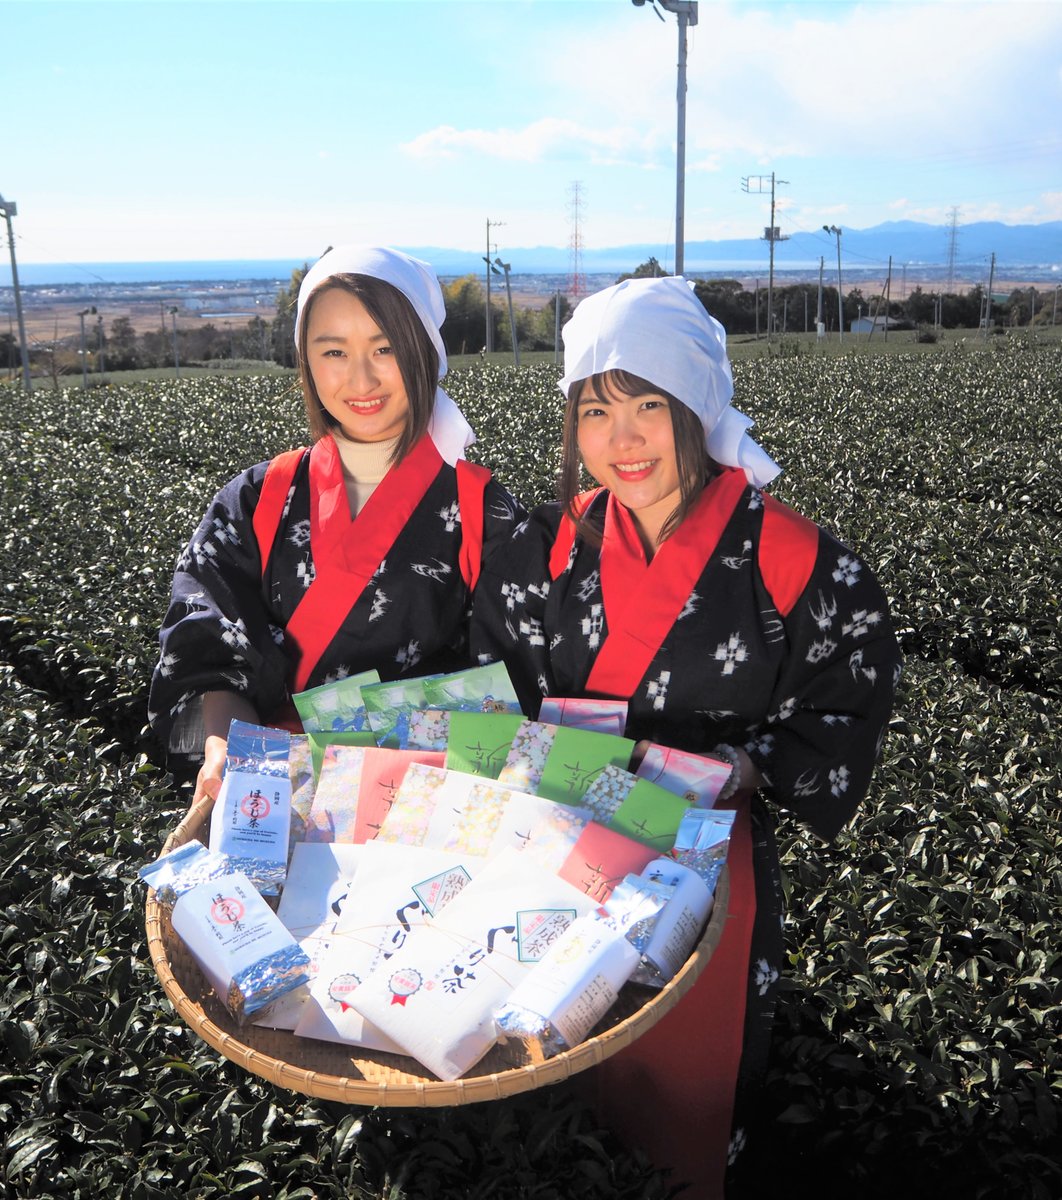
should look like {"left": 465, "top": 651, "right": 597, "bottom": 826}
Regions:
{"left": 295, "top": 245, "right": 474, "bottom": 466}
{"left": 559, "top": 275, "right": 781, "bottom": 488}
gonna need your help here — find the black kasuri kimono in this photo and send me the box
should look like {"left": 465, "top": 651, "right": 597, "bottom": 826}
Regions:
{"left": 150, "top": 432, "right": 523, "bottom": 756}
{"left": 471, "top": 468, "right": 901, "bottom": 1194}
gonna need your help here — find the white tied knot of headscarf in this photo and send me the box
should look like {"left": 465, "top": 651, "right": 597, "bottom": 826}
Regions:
{"left": 559, "top": 275, "right": 781, "bottom": 488}
{"left": 295, "top": 244, "right": 474, "bottom": 466}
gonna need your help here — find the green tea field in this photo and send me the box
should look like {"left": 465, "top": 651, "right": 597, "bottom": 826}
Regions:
{"left": 0, "top": 336, "right": 1058, "bottom": 1199}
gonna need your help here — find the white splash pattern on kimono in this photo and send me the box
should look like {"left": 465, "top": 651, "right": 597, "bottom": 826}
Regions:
{"left": 268, "top": 623, "right": 284, "bottom": 646}
{"left": 822, "top": 713, "right": 853, "bottom": 726}
{"left": 843, "top": 609, "right": 882, "bottom": 639}
{"left": 714, "top": 633, "right": 748, "bottom": 675}
{"left": 438, "top": 501, "right": 460, "bottom": 532}
{"left": 410, "top": 558, "right": 452, "bottom": 584}
{"left": 373, "top": 558, "right": 387, "bottom": 580}
{"left": 186, "top": 539, "right": 217, "bottom": 569}
{"left": 753, "top": 957, "right": 779, "bottom": 996}
{"left": 746, "top": 733, "right": 775, "bottom": 757}
{"left": 721, "top": 539, "right": 752, "bottom": 570}
{"left": 678, "top": 590, "right": 700, "bottom": 619}
{"left": 220, "top": 668, "right": 250, "bottom": 692}
{"left": 748, "top": 489, "right": 763, "bottom": 510}
{"left": 809, "top": 590, "right": 838, "bottom": 632}
{"left": 770, "top": 696, "right": 798, "bottom": 722}
{"left": 793, "top": 768, "right": 821, "bottom": 797}
{"left": 849, "top": 648, "right": 878, "bottom": 684}
{"left": 220, "top": 616, "right": 251, "bottom": 652}
{"left": 550, "top": 633, "right": 564, "bottom": 651}
{"left": 527, "top": 580, "right": 550, "bottom": 603}
{"left": 832, "top": 554, "right": 862, "bottom": 587}
{"left": 501, "top": 581, "right": 525, "bottom": 612}
{"left": 282, "top": 483, "right": 296, "bottom": 519}
{"left": 520, "top": 616, "right": 545, "bottom": 648}
{"left": 157, "top": 651, "right": 179, "bottom": 678}
{"left": 395, "top": 641, "right": 422, "bottom": 669}
{"left": 646, "top": 670, "right": 671, "bottom": 711}
{"left": 760, "top": 610, "right": 785, "bottom": 644}
{"left": 575, "top": 570, "right": 600, "bottom": 602}
{"left": 287, "top": 519, "right": 311, "bottom": 548}
{"left": 829, "top": 765, "right": 851, "bottom": 796}
{"left": 728, "top": 1128, "right": 747, "bottom": 1165}
{"left": 806, "top": 638, "right": 837, "bottom": 664}
{"left": 369, "top": 589, "right": 390, "bottom": 623}
{"left": 323, "top": 666, "right": 351, "bottom": 684}
{"left": 581, "top": 604, "right": 604, "bottom": 650}
{"left": 296, "top": 559, "right": 315, "bottom": 589}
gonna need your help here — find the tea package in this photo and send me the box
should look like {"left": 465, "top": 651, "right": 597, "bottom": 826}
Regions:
{"left": 631, "top": 858, "right": 714, "bottom": 988}
{"left": 361, "top": 675, "right": 444, "bottom": 749}
{"left": 497, "top": 720, "right": 635, "bottom": 805}
{"left": 495, "top": 914, "right": 640, "bottom": 1059}
{"left": 139, "top": 842, "right": 232, "bottom": 906}
{"left": 671, "top": 807, "right": 736, "bottom": 895}
{"left": 349, "top": 848, "right": 596, "bottom": 1080}
{"left": 254, "top": 842, "right": 365, "bottom": 1031}
{"left": 538, "top": 698, "right": 629, "bottom": 737}
{"left": 208, "top": 720, "right": 293, "bottom": 894}
{"left": 579, "top": 763, "right": 691, "bottom": 851}
{"left": 292, "top": 668, "right": 380, "bottom": 734}
{"left": 423, "top": 662, "right": 522, "bottom": 715}
{"left": 170, "top": 870, "right": 311, "bottom": 1024}
{"left": 635, "top": 743, "right": 733, "bottom": 808}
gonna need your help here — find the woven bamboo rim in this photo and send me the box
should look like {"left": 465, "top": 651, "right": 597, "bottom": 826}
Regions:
{"left": 144, "top": 793, "right": 730, "bottom": 1107}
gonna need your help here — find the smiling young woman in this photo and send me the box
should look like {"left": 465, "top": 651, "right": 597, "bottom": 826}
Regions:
{"left": 472, "top": 274, "right": 901, "bottom": 1197}
{"left": 150, "top": 245, "right": 523, "bottom": 812}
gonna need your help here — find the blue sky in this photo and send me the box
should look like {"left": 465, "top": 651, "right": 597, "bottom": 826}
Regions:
{"left": 5, "top": 0, "right": 1061, "bottom": 266}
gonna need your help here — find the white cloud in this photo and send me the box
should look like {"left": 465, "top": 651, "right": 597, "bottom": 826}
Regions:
{"left": 400, "top": 116, "right": 661, "bottom": 166}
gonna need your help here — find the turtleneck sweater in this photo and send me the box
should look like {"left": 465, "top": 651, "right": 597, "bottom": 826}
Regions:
{"left": 332, "top": 433, "right": 401, "bottom": 516}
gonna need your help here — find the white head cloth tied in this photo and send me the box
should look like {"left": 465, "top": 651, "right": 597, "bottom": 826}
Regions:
{"left": 295, "top": 244, "right": 474, "bottom": 465}
{"left": 559, "top": 275, "right": 781, "bottom": 488}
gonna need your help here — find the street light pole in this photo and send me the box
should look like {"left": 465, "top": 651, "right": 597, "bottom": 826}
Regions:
{"left": 823, "top": 225, "right": 844, "bottom": 342}
{"left": 0, "top": 194, "right": 32, "bottom": 392}
{"left": 484, "top": 219, "right": 504, "bottom": 354}
{"left": 633, "top": 1, "right": 698, "bottom": 275}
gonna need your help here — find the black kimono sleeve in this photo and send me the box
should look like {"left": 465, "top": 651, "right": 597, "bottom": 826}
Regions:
{"left": 148, "top": 464, "right": 292, "bottom": 755}
{"left": 743, "top": 527, "right": 902, "bottom": 840}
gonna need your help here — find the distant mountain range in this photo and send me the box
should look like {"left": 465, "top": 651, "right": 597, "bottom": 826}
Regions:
{"left": 409, "top": 220, "right": 1062, "bottom": 276}
{"left": 8, "top": 220, "right": 1060, "bottom": 288}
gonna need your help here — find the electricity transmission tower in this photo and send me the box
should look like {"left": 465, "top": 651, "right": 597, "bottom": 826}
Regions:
{"left": 742, "top": 173, "right": 788, "bottom": 340}
{"left": 945, "top": 207, "right": 960, "bottom": 292}
{"left": 567, "top": 182, "right": 586, "bottom": 300}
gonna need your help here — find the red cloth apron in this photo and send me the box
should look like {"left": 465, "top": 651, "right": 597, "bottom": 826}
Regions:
{"left": 573, "top": 469, "right": 756, "bottom": 1199}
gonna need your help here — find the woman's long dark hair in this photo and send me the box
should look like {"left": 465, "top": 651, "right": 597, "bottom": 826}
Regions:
{"left": 297, "top": 273, "right": 437, "bottom": 464}
{"left": 558, "top": 370, "right": 717, "bottom": 545}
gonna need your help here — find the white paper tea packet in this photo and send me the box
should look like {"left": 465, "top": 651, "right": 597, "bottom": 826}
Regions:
{"left": 349, "top": 848, "right": 596, "bottom": 1080}
{"left": 494, "top": 913, "right": 640, "bottom": 1059}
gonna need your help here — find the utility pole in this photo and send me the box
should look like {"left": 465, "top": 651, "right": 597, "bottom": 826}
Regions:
{"left": 169, "top": 306, "right": 180, "bottom": 377}
{"left": 494, "top": 258, "right": 520, "bottom": 367}
{"left": 823, "top": 225, "right": 844, "bottom": 342}
{"left": 483, "top": 219, "right": 504, "bottom": 354}
{"left": 983, "top": 252, "right": 995, "bottom": 339}
{"left": 633, "top": 1, "right": 698, "bottom": 274}
{"left": 0, "top": 194, "right": 32, "bottom": 392}
{"left": 77, "top": 307, "right": 96, "bottom": 389}
{"left": 742, "top": 173, "right": 788, "bottom": 341}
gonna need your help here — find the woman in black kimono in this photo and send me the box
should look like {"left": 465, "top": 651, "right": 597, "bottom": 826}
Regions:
{"left": 471, "top": 275, "right": 900, "bottom": 1197}
{"left": 150, "top": 245, "right": 522, "bottom": 808}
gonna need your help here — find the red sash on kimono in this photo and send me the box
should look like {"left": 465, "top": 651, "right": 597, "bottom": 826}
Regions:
{"left": 566, "top": 470, "right": 751, "bottom": 1197}
{"left": 251, "top": 435, "right": 489, "bottom": 703}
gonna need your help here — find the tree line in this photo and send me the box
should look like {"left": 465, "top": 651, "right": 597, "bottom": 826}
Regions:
{"left": 3, "top": 264, "right": 1057, "bottom": 381}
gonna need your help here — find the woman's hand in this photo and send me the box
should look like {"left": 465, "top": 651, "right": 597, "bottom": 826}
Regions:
{"left": 191, "top": 691, "right": 260, "bottom": 812}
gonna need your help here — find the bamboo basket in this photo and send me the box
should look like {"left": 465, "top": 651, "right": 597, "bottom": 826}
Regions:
{"left": 144, "top": 794, "right": 729, "bottom": 1106}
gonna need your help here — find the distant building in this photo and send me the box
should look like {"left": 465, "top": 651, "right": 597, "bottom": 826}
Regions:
{"left": 850, "top": 314, "right": 903, "bottom": 334}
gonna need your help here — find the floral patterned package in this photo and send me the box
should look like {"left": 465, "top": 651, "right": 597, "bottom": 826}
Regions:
{"left": 405, "top": 708, "right": 451, "bottom": 752}
{"left": 634, "top": 743, "right": 733, "bottom": 808}
{"left": 207, "top": 720, "right": 292, "bottom": 895}
{"left": 349, "top": 848, "right": 596, "bottom": 1080}
{"left": 361, "top": 674, "right": 447, "bottom": 749}
{"left": 287, "top": 734, "right": 316, "bottom": 852}
{"left": 498, "top": 721, "right": 635, "bottom": 804}
{"left": 494, "top": 913, "right": 640, "bottom": 1059}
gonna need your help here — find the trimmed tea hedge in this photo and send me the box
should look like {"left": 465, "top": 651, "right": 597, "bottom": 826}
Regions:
{"left": 0, "top": 339, "right": 1059, "bottom": 1199}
